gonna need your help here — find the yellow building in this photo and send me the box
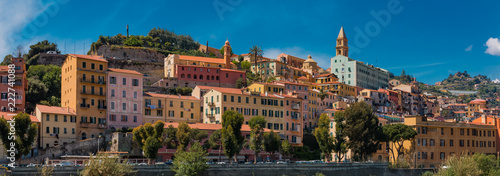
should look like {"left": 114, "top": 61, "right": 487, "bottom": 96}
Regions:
{"left": 311, "top": 81, "right": 356, "bottom": 97}
{"left": 467, "top": 99, "right": 487, "bottom": 117}
{"left": 35, "top": 104, "right": 77, "bottom": 149}
{"left": 202, "top": 86, "right": 304, "bottom": 146}
{"left": 247, "top": 82, "right": 284, "bottom": 94}
{"left": 143, "top": 92, "right": 201, "bottom": 124}
{"left": 61, "top": 54, "right": 108, "bottom": 140}
{"left": 397, "top": 116, "right": 497, "bottom": 168}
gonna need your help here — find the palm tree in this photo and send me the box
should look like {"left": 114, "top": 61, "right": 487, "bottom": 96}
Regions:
{"left": 248, "top": 45, "right": 263, "bottom": 81}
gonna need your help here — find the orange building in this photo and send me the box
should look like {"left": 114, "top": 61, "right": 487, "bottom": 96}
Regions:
{"left": 0, "top": 58, "right": 27, "bottom": 112}
{"left": 61, "top": 54, "right": 108, "bottom": 140}
{"left": 467, "top": 99, "right": 487, "bottom": 117}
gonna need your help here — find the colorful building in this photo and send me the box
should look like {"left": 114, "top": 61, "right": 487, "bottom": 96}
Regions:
{"left": 0, "top": 112, "right": 39, "bottom": 161}
{"left": 143, "top": 92, "right": 201, "bottom": 124}
{"left": 61, "top": 54, "right": 108, "bottom": 140}
{"left": 397, "top": 116, "right": 497, "bottom": 168}
{"left": 35, "top": 105, "right": 77, "bottom": 149}
{"left": 159, "top": 65, "right": 245, "bottom": 88}
{"left": 0, "top": 57, "right": 27, "bottom": 112}
{"left": 201, "top": 86, "right": 303, "bottom": 146}
{"left": 107, "top": 68, "right": 143, "bottom": 130}
{"left": 467, "top": 99, "right": 487, "bottom": 117}
{"left": 330, "top": 27, "right": 389, "bottom": 90}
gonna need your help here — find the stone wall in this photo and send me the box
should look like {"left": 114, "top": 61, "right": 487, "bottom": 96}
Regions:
{"left": 110, "top": 132, "right": 142, "bottom": 157}
{"left": 11, "top": 163, "right": 433, "bottom": 176}
{"left": 93, "top": 45, "right": 166, "bottom": 63}
{"left": 35, "top": 53, "right": 67, "bottom": 67}
{"left": 17, "top": 135, "right": 108, "bottom": 165}
{"left": 106, "top": 58, "right": 164, "bottom": 84}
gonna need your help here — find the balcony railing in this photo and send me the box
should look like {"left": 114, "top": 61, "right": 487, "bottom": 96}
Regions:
{"left": 80, "top": 104, "right": 90, "bottom": 108}
{"left": 207, "top": 102, "right": 215, "bottom": 106}
{"left": 79, "top": 122, "right": 91, "bottom": 128}
{"left": 145, "top": 104, "right": 163, "bottom": 109}
{"left": 80, "top": 78, "right": 106, "bottom": 85}
{"left": 291, "top": 103, "right": 300, "bottom": 110}
{"left": 206, "top": 114, "right": 215, "bottom": 118}
{"left": 81, "top": 91, "right": 106, "bottom": 96}
{"left": 98, "top": 105, "right": 107, "bottom": 110}
{"left": 98, "top": 124, "right": 106, "bottom": 129}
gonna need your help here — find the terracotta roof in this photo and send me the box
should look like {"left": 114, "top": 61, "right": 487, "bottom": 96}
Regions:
{"left": 143, "top": 92, "right": 199, "bottom": 100}
{"left": 69, "top": 54, "right": 108, "bottom": 62}
{"left": 36, "top": 104, "right": 76, "bottom": 115}
{"left": 108, "top": 68, "right": 143, "bottom": 75}
{"left": 0, "top": 112, "right": 39, "bottom": 123}
{"left": 454, "top": 110, "right": 466, "bottom": 114}
{"left": 470, "top": 99, "right": 487, "bottom": 104}
{"left": 220, "top": 68, "right": 245, "bottom": 73}
{"left": 178, "top": 55, "right": 227, "bottom": 64}
{"left": 164, "top": 122, "right": 271, "bottom": 132}
{"left": 298, "top": 76, "right": 308, "bottom": 80}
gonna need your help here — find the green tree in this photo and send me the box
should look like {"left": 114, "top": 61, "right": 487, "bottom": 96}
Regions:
{"left": 318, "top": 89, "right": 327, "bottom": 101}
{"left": 332, "top": 111, "right": 347, "bottom": 162}
{"left": 248, "top": 116, "right": 266, "bottom": 162}
{"left": 208, "top": 129, "right": 223, "bottom": 161}
{"left": 434, "top": 153, "right": 482, "bottom": 176}
{"left": 175, "top": 87, "right": 193, "bottom": 96}
{"left": 280, "top": 139, "right": 292, "bottom": 159}
{"left": 27, "top": 40, "right": 60, "bottom": 60}
{"left": 165, "top": 124, "right": 179, "bottom": 149}
{"left": 241, "top": 61, "right": 251, "bottom": 70}
{"left": 382, "top": 123, "right": 417, "bottom": 164}
{"left": 235, "top": 77, "right": 245, "bottom": 88}
{"left": 314, "top": 114, "right": 334, "bottom": 162}
{"left": 248, "top": 45, "right": 263, "bottom": 80}
{"left": 0, "top": 54, "right": 13, "bottom": 65}
{"left": 172, "top": 142, "right": 208, "bottom": 176}
{"left": 177, "top": 122, "right": 192, "bottom": 151}
{"left": 0, "top": 113, "right": 38, "bottom": 161}
{"left": 189, "top": 128, "right": 209, "bottom": 144}
{"left": 342, "top": 102, "right": 383, "bottom": 161}
{"left": 27, "top": 65, "right": 61, "bottom": 98}
{"left": 266, "top": 76, "right": 277, "bottom": 83}
{"left": 400, "top": 69, "right": 406, "bottom": 77}
{"left": 123, "top": 36, "right": 143, "bottom": 47}
{"left": 263, "top": 130, "right": 281, "bottom": 161}
{"left": 238, "top": 55, "right": 244, "bottom": 62}
{"left": 221, "top": 110, "right": 244, "bottom": 162}
{"left": 132, "top": 121, "right": 165, "bottom": 164}
{"left": 79, "top": 152, "right": 134, "bottom": 176}
{"left": 27, "top": 77, "right": 48, "bottom": 109}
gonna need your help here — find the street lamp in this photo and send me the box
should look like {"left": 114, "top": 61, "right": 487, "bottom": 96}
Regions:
{"left": 97, "top": 134, "right": 102, "bottom": 152}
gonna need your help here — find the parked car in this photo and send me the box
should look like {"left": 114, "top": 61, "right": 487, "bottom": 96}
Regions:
{"left": 216, "top": 162, "right": 226, "bottom": 165}
{"left": 244, "top": 162, "right": 253, "bottom": 165}
{"left": 155, "top": 162, "right": 166, "bottom": 166}
{"left": 137, "top": 163, "right": 147, "bottom": 166}
{"left": 52, "top": 163, "right": 63, "bottom": 167}
{"left": 276, "top": 161, "right": 287, "bottom": 164}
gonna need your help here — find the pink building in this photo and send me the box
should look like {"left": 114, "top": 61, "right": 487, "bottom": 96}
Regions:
{"left": 106, "top": 68, "right": 143, "bottom": 130}
{"left": 0, "top": 58, "right": 27, "bottom": 112}
{"left": 160, "top": 65, "right": 246, "bottom": 88}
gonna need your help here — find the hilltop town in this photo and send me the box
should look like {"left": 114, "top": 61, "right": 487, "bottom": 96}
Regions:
{"left": 1, "top": 27, "right": 500, "bottom": 175}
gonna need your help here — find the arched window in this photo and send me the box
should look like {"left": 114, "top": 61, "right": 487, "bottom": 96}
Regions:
{"left": 82, "top": 133, "right": 87, "bottom": 140}
{"left": 194, "top": 74, "right": 197, "bottom": 79}
{"left": 192, "top": 62, "right": 196, "bottom": 65}
{"left": 219, "top": 65, "right": 222, "bottom": 68}
{"left": 211, "top": 76, "right": 214, "bottom": 80}
{"left": 91, "top": 134, "right": 95, "bottom": 138}
{"left": 187, "top": 74, "right": 191, "bottom": 79}
{"left": 199, "top": 75, "right": 203, "bottom": 79}
{"left": 181, "top": 74, "right": 185, "bottom": 78}
{"left": 207, "top": 76, "right": 209, "bottom": 80}
{"left": 216, "top": 76, "right": 219, "bottom": 80}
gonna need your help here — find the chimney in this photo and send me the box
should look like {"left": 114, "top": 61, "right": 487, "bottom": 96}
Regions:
{"left": 67, "top": 106, "right": 70, "bottom": 113}
{"left": 481, "top": 115, "right": 486, "bottom": 124}
{"left": 206, "top": 41, "right": 209, "bottom": 54}
{"left": 126, "top": 25, "right": 129, "bottom": 37}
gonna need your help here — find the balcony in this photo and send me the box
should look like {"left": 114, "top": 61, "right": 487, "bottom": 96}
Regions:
{"left": 206, "top": 114, "right": 215, "bottom": 118}
{"left": 80, "top": 78, "right": 106, "bottom": 85}
{"left": 145, "top": 104, "right": 163, "bottom": 109}
{"left": 98, "top": 105, "right": 107, "bottom": 110}
{"left": 79, "top": 122, "right": 91, "bottom": 128}
{"left": 291, "top": 103, "right": 300, "bottom": 110}
{"left": 80, "top": 104, "right": 90, "bottom": 108}
{"left": 98, "top": 124, "right": 106, "bottom": 129}
{"left": 81, "top": 91, "right": 106, "bottom": 96}
{"left": 207, "top": 102, "right": 215, "bottom": 106}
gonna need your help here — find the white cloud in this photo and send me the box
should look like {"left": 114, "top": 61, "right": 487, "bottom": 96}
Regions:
{"left": 485, "top": 37, "right": 500, "bottom": 56}
{"left": 465, "top": 45, "right": 473, "bottom": 51}
{"left": 262, "top": 46, "right": 332, "bottom": 69}
{"left": 0, "top": 0, "right": 41, "bottom": 57}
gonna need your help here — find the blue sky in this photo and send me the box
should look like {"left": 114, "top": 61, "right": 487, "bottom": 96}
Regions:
{"left": 1, "top": 0, "right": 500, "bottom": 84}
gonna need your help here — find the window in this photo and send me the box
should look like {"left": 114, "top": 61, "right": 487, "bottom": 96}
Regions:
{"left": 134, "top": 104, "right": 137, "bottom": 111}
{"left": 64, "top": 116, "right": 67, "bottom": 122}
{"left": 111, "top": 102, "right": 115, "bottom": 110}
{"left": 440, "top": 139, "right": 445, "bottom": 146}
{"left": 121, "top": 115, "right": 127, "bottom": 122}
{"left": 54, "top": 115, "right": 58, "bottom": 122}
{"left": 134, "top": 91, "right": 137, "bottom": 99}
{"left": 46, "top": 114, "right": 50, "bottom": 121}
{"left": 111, "top": 89, "right": 115, "bottom": 97}
{"left": 122, "top": 78, "right": 126, "bottom": 85}
{"left": 132, "top": 79, "right": 139, "bottom": 86}
{"left": 133, "top": 116, "right": 137, "bottom": 122}
{"left": 450, "top": 140, "right": 454, "bottom": 147}
{"left": 99, "top": 64, "right": 103, "bottom": 70}
{"left": 122, "top": 103, "right": 126, "bottom": 110}
{"left": 82, "top": 62, "right": 87, "bottom": 68}
{"left": 440, "top": 152, "right": 445, "bottom": 160}
{"left": 122, "top": 90, "right": 126, "bottom": 98}
{"left": 91, "top": 63, "right": 95, "bottom": 69}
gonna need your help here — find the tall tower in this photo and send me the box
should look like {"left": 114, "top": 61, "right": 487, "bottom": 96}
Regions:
{"left": 336, "top": 26, "right": 349, "bottom": 57}
{"left": 224, "top": 39, "right": 231, "bottom": 69}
